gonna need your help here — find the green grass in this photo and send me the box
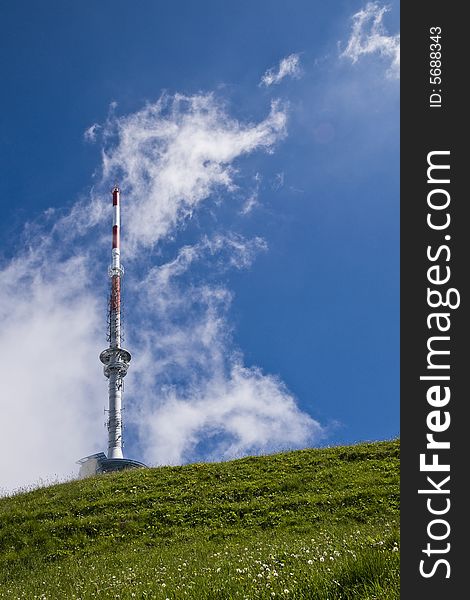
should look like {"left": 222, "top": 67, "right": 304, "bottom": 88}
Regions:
{"left": 0, "top": 439, "right": 399, "bottom": 599}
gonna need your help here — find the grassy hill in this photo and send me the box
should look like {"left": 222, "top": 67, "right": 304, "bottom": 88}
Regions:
{"left": 0, "top": 439, "right": 399, "bottom": 599}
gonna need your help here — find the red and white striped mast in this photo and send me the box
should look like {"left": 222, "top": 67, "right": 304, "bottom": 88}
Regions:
{"left": 99, "top": 186, "right": 131, "bottom": 460}
{"left": 77, "top": 186, "right": 146, "bottom": 476}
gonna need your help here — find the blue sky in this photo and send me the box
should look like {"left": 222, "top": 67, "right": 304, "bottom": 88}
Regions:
{"left": 0, "top": 1, "right": 399, "bottom": 491}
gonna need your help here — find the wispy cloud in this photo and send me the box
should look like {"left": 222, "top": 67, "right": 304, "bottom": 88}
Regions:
{"left": 0, "top": 91, "right": 323, "bottom": 493}
{"left": 84, "top": 123, "right": 101, "bottom": 142}
{"left": 240, "top": 173, "right": 262, "bottom": 215}
{"left": 340, "top": 2, "right": 400, "bottom": 79}
{"left": 272, "top": 172, "right": 285, "bottom": 191}
{"left": 239, "top": 192, "right": 259, "bottom": 216}
{"left": 260, "top": 53, "right": 302, "bottom": 87}
{"left": 101, "top": 93, "right": 287, "bottom": 253}
{"left": 149, "top": 233, "right": 267, "bottom": 281}
{"left": 127, "top": 237, "right": 323, "bottom": 465}
{"left": 136, "top": 362, "right": 321, "bottom": 465}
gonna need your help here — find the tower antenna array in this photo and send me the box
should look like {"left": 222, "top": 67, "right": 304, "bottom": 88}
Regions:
{"left": 77, "top": 187, "right": 146, "bottom": 477}
{"left": 100, "top": 186, "right": 130, "bottom": 460}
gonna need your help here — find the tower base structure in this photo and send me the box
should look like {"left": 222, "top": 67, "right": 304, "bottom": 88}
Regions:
{"left": 77, "top": 453, "right": 147, "bottom": 478}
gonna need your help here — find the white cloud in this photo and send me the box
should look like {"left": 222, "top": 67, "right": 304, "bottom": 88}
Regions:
{"left": 240, "top": 173, "right": 262, "bottom": 215}
{"left": 260, "top": 53, "right": 303, "bottom": 87}
{"left": 145, "top": 233, "right": 267, "bottom": 284}
{"left": 84, "top": 123, "right": 101, "bottom": 142}
{"left": 0, "top": 91, "right": 323, "bottom": 493}
{"left": 0, "top": 249, "right": 104, "bottom": 493}
{"left": 341, "top": 2, "right": 400, "bottom": 79}
{"left": 126, "top": 240, "right": 324, "bottom": 465}
{"left": 272, "top": 172, "right": 285, "bottom": 191}
{"left": 101, "top": 93, "right": 287, "bottom": 253}
{"left": 240, "top": 192, "right": 259, "bottom": 215}
{"left": 136, "top": 363, "right": 322, "bottom": 465}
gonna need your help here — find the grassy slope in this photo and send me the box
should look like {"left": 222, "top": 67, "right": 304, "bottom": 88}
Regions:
{"left": 0, "top": 439, "right": 399, "bottom": 600}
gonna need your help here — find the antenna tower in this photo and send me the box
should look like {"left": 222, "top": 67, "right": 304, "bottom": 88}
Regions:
{"left": 77, "top": 187, "right": 146, "bottom": 477}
